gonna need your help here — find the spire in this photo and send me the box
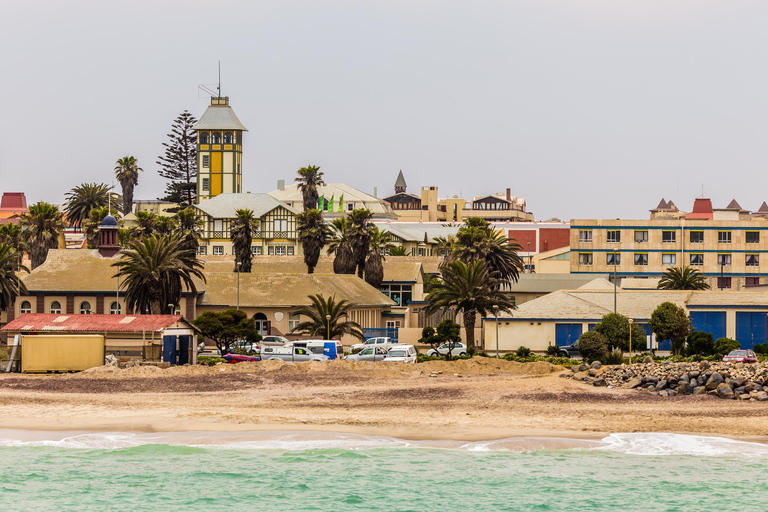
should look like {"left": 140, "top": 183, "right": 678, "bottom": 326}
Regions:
{"left": 395, "top": 170, "right": 407, "bottom": 194}
{"left": 758, "top": 201, "right": 768, "bottom": 213}
{"left": 726, "top": 199, "right": 742, "bottom": 210}
{"left": 654, "top": 198, "right": 669, "bottom": 210}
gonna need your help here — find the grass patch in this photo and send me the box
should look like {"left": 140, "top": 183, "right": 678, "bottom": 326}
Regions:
{"left": 198, "top": 356, "right": 226, "bottom": 366}
{"left": 0, "top": 346, "right": 7, "bottom": 360}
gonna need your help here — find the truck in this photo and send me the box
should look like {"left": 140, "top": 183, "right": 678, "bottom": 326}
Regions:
{"left": 260, "top": 345, "right": 330, "bottom": 362}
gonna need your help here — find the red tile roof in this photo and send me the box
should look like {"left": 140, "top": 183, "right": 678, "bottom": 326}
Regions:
{"left": 2, "top": 314, "right": 196, "bottom": 333}
{"left": 685, "top": 198, "right": 713, "bottom": 220}
{"left": 0, "top": 193, "right": 27, "bottom": 211}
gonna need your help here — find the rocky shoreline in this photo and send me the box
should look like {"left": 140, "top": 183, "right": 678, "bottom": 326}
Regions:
{"left": 562, "top": 359, "right": 768, "bottom": 401}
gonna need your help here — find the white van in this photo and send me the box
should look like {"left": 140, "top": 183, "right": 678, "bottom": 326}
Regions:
{"left": 383, "top": 344, "right": 418, "bottom": 364}
{"left": 287, "top": 340, "right": 344, "bottom": 360}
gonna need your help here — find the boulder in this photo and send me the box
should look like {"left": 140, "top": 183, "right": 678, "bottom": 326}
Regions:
{"left": 644, "top": 376, "right": 659, "bottom": 385}
{"left": 745, "top": 383, "right": 763, "bottom": 393}
{"left": 679, "top": 374, "right": 690, "bottom": 384}
{"left": 642, "top": 356, "right": 654, "bottom": 364}
{"left": 573, "top": 371, "right": 590, "bottom": 381}
{"left": 731, "top": 377, "right": 747, "bottom": 388}
{"left": 571, "top": 365, "right": 580, "bottom": 373}
{"left": 699, "top": 360, "right": 710, "bottom": 370}
{"left": 579, "top": 364, "right": 589, "bottom": 372}
{"left": 692, "top": 386, "right": 706, "bottom": 395}
{"left": 678, "top": 382, "right": 693, "bottom": 395}
{"left": 626, "top": 377, "right": 643, "bottom": 389}
{"left": 706, "top": 372, "right": 724, "bottom": 390}
{"left": 716, "top": 383, "right": 735, "bottom": 399}
{"left": 738, "top": 393, "right": 751, "bottom": 400}
{"left": 593, "top": 378, "right": 606, "bottom": 387}
{"left": 656, "top": 379, "right": 668, "bottom": 391}
{"left": 588, "top": 369, "right": 599, "bottom": 377}
{"left": 591, "top": 361, "right": 602, "bottom": 370}
{"left": 754, "top": 391, "right": 768, "bottom": 402}
{"left": 689, "top": 371, "right": 700, "bottom": 379}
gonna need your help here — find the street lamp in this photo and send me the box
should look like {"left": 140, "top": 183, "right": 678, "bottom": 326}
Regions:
{"left": 326, "top": 314, "right": 331, "bottom": 340}
{"left": 628, "top": 318, "right": 634, "bottom": 365}
{"left": 236, "top": 261, "right": 242, "bottom": 310}
{"left": 493, "top": 305, "right": 499, "bottom": 358}
{"left": 527, "top": 242, "right": 531, "bottom": 273}
{"left": 168, "top": 303, "right": 174, "bottom": 315}
{"left": 613, "top": 249, "right": 618, "bottom": 314}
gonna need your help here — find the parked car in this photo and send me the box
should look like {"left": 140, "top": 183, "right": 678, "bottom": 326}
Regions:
{"left": 222, "top": 353, "right": 261, "bottom": 364}
{"left": 262, "top": 335, "right": 290, "bottom": 344}
{"left": 234, "top": 340, "right": 260, "bottom": 353}
{"left": 344, "top": 346, "right": 389, "bottom": 362}
{"left": 261, "top": 345, "right": 330, "bottom": 362}
{"left": 350, "top": 337, "right": 397, "bottom": 352}
{"left": 558, "top": 342, "right": 581, "bottom": 359}
{"left": 426, "top": 342, "right": 467, "bottom": 357}
{"left": 383, "top": 345, "right": 418, "bottom": 363}
{"left": 722, "top": 350, "right": 758, "bottom": 363}
{"left": 288, "top": 340, "right": 344, "bottom": 360}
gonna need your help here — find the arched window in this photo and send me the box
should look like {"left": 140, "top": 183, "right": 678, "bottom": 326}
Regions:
{"left": 212, "top": 132, "right": 221, "bottom": 144}
{"left": 80, "top": 301, "right": 91, "bottom": 314}
{"left": 200, "top": 132, "right": 209, "bottom": 144}
{"left": 110, "top": 302, "right": 121, "bottom": 315}
{"left": 20, "top": 301, "right": 32, "bottom": 314}
{"left": 50, "top": 301, "right": 62, "bottom": 314}
{"left": 224, "top": 132, "right": 233, "bottom": 144}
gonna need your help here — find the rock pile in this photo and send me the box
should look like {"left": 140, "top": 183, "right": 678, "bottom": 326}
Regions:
{"left": 562, "top": 360, "right": 768, "bottom": 401}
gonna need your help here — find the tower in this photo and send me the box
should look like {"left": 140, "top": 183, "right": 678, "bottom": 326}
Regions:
{"left": 97, "top": 215, "right": 120, "bottom": 258}
{"left": 193, "top": 97, "right": 248, "bottom": 202}
{"left": 394, "top": 170, "right": 407, "bottom": 194}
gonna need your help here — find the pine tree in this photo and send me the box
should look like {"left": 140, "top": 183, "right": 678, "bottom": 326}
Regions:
{"left": 157, "top": 111, "right": 198, "bottom": 210}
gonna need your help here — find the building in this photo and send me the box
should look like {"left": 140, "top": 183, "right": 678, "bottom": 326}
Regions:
{"left": 194, "top": 96, "right": 248, "bottom": 202}
{"left": 269, "top": 182, "right": 396, "bottom": 220}
{"left": 571, "top": 198, "right": 768, "bottom": 290}
{"left": 194, "top": 193, "right": 301, "bottom": 256}
{"left": 500, "top": 273, "right": 610, "bottom": 306}
{"left": 0, "top": 192, "right": 28, "bottom": 225}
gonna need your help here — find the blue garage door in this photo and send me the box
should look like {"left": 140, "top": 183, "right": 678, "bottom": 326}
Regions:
{"left": 690, "top": 312, "right": 726, "bottom": 341}
{"left": 735, "top": 312, "right": 767, "bottom": 350}
{"left": 555, "top": 324, "right": 583, "bottom": 346}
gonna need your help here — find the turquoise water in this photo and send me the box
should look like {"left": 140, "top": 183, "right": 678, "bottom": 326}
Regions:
{"left": 1, "top": 431, "right": 767, "bottom": 511}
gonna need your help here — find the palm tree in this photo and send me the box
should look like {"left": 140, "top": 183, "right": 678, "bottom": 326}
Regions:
{"left": 291, "top": 294, "right": 365, "bottom": 340}
{"left": 425, "top": 260, "right": 515, "bottom": 350}
{"left": 658, "top": 266, "right": 711, "bottom": 290}
{"left": 295, "top": 165, "right": 325, "bottom": 211}
{"left": 327, "top": 217, "right": 356, "bottom": 274}
{"left": 175, "top": 208, "right": 202, "bottom": 253}
{"left": 20, "top": 202, "right": 66, "bottom": 269}
{"left": 231, "top": 209, "right": 258, "bottom": 272}
{"left": 389, "top": 246, "right": 407, "bottom": 256}
{"left": 0, "top": 244, "right": 28, "bottom": 313}
{"left": 0, "top": 224, "right": 25, "bottom": 255}
{"left": 348, "top": 208, "right": 374, "bottom": 278}
{"left": 64, "top": 183, "right": 114, "bottom": 227}
{"left": 114, "top": 156, "right": 143, "bottom": 215}
{"left": 297, "top": 209, "right": 329, "bottom": 273}
{"left": 364, "top": 227, "right": 394, "bottom": 289}
{"left": 132, "top": 211, "right": 158, "bottom": 239}
{"left": 112, "top": 233, "right": 205, "bottom": 314}
{"left": 453, "top": 218, "right": 523, "bottom": 283}
{"left": 154, "top": 215, "right": 178, "bottom": 235}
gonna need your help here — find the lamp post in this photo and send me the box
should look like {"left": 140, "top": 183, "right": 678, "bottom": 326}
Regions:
{"left": 493, "top": 305, "right": 499, "bottom": 358}
{"left": 326, "top": 314, "right": 331, "bottom": 340}
{"left": 628, "top": 318, "right": 634, "bottom": 365}
{"left": 168, "top": 303, "right": 174, "bottom": 315}
{"left": 527, "top": 242, "right": 531, "bottom": 273}
{"left": 613, "top": 249, "right": 618, "bottom": 314}
{"left": 236, "top": 261, "right": 242, "bottom": 310}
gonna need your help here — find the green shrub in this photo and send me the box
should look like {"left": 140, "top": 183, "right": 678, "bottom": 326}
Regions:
{"left": 198, "top": 356, "right": 226, "bottom": 366}
{"left": 467, "top": 344, "right": 477, "bottom": 356}
{"left": 476, "top": 350, "right": 489, "bottom": 357}
{"left": 754, "top": 343, "right": 768, "bottom": 355}
{"left": 604, "top": 349, "right": 624, "bottom": 365}
{"left": 516, "top": 346, "right": 532, "bottom": 358}
{"left": 577, "top": 331, "right": 608, "bottom": 361}
{"left": 350, "top": 347, "right": 364, "bottom": 355}
{"left": 713, "top": 338, "right": 740, "bottom": 356}
{"left": 686, "top": 331, "right": 714, "bottom": 356}
{"left": 417, "top": 353, "right": 472, "bottom": 363}
{"left": 545, "top": 345, "right": 561, "bottom": 357}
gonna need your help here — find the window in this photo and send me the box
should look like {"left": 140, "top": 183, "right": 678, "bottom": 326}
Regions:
{"left": 578, "top": 253, "right": 593, "bottom": 266}
{"left": 747, "top": 231, "right": 760, "bottom": 244}
{"left": 690, "top": 253, "right": 704, "bottom": 266}
{"left": 717, "top": 277, "right": 732, "bottom": 290}
{"left": 79, "top": 301, "right": 91, "bottom": 315}
{"left": 251, "top": 246, "right": 262, "bottom": 255}
{"left": 199, "top": 246, "right": 207, "bottom": 255}
{"left": 380, "top": 284, "right": 413, "bottom": 306}
{"left": 717, "top": 254, "right": 731, "bottom": 267}
{"left": 746, "top": 277, "right": 761, "bottom": 286}
{"left": 578, "top": 230, "right": 592, "bottom": 243}
{"left": 275, "top": 246, "right": 286, "bottom": 256}
{"left": 606, "top": 252, "right": 621, "bottom": 265}
{"left": 202, "top": 178, "right": 210, "bottom": 191}
{"left": 634, "top": 230, "right": 648, "bottom": 243}
{"left": 20, "top": 301, "right": 32, "bottom": 314}
{"left": 268, "top": 246, "right": 274, "bottom": 255}
{"left": 662, "top": 231, "right": 676, "bottom": 243}
{"left": 634, "top": 253, "right": 648, "bottom": 266}
{"left": 214, "top": 219, "right": 223, "bottom": 231}
{"left": 385, "top": 320, "right": 401, "bottom": 329}
{"left": 746, "top": 254, "right": 759, "bottom": 267}
{"left": 50, "top": 301, "right": 62, "bottom": 314}
{"left": 690, "top": 231, "right": 704, "bottom": 243}
{"left": 287, "top": 246, "right": 294, "bottom": 255}
{"left": 213, "top": 246, "right": 224, "bottom": 255}
{"left": 110, "top": 302, "right": 121, "bottom": 315}
{"left": 418, "top": 247, "right": 426, "bottom": 256}
{"left": 202, "top": 155, "right": 210, "bottom": 168}
{"left": 606, "top": 230, "right": 621, "bottom": 243}
{"left": 718, "top": 231, "right": 731, "bottom": 243}
{"left": 212, "top": 132, "right": 221, "bottom": 144}
{"left": 200, "top": 132, "right": 209, "bottom": 144}
{"left": 273, "top": 219, "right": 288, "bottom": 232}
{"left": 662, "top": 253, "right": 676, "bottom": 266}
{"left": 288, "top": 313, "right": 301, "bottom": 332}
{"left": 348, "top": 203, "right": 353, "bottom": 211}
{"left": 224, "top": 132, "right": 233, "bottom": 144}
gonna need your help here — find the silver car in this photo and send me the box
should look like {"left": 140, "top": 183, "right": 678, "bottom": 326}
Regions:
{"left": 426, "top": 342, "right": 467, "bottom": 357}
{"left": 344, "top": 346, "right": 389, "bottom": 362}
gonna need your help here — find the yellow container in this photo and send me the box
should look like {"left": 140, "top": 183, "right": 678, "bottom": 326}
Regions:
{"left": 21, "top": 335, "right": 106, "bottom": 373}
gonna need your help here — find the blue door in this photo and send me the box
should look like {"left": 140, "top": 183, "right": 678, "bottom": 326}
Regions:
{"left": 555, "top": 324, "right": 582, "bottom": 346}
{"left": 178, "top": 335, "right": 191, "bottom": 365}
{"left": 163, "top": 335, "right": 178, "bottom": 365}
{"left": 690, "top": 312, "right": 726, "bottom": 341}
{"left": 735, "top": 312, "right": 768, "bottom": 350}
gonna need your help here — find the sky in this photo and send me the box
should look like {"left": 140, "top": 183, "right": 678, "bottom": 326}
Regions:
{"left": 1, "top": 0, "right": 767, "bottom": 221}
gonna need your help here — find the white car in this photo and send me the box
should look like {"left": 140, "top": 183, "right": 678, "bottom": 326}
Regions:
{"left": 383, "top": 345, "right": 418, "bottom": 364}
{"left": 351, "top": 337, "right": 397, "bottom": 352}
{"left": 427, "top": 342, "right": 467, "bottom": 357}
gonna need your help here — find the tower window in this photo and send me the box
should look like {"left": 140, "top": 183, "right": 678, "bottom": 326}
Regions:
{"left": 20, "top": 301, "right": 32, "bottom": 314}
{"left": 202, "top": 155, "right": 210, "bottom": 168}
{"left": 202, "top": 178, "right": 210, "bottom": 191}
{"left": 110, "top": 302, "right": 122, "bottom": 315}
{"left": 200, "top": 132, "right": 209, "bottom": 144}
{"left": 50, "top": 301, "right": 62, "bottom": 314}
{"left": 80, "top": 301, "right": 92, "bottom": 315}
{"left": 212, "top": 132, "right": 221, "bottom": 144}
{"left": 224, "top": 132, "right": 233, "bottom": 144}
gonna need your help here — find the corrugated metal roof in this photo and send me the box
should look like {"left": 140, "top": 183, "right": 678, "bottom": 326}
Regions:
{"left": 503, "top": 274, "right": 611, "bottom": 293}
{"left": 192, "top": 105, "right": 248, "bottom": 131}
{"left": 2, "top": 314, "right": 196, "bottom": 333}
{"left": 195, "top": 193, "right": 299, "bottom": 219}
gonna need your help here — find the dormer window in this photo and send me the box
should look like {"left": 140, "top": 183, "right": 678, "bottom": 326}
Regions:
{"left": 200, "top": 132, "right": 209, "bottom": 144}
{"left": 212, "top": 132, "right": 221, "bottom": 144}
{"left": 224, "top": 132, "right": 233, "bottom": 144}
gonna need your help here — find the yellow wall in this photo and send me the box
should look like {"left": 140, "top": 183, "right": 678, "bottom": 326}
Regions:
{"left": 21, "top": 335, "right": 105, "bottom": 373}
{"left": 211, "top": 152, "right": 222, "bottom": 196}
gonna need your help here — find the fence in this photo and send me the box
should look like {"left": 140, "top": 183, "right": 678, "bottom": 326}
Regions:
{"left": 362, "top": 328, "right": 399, "bottom": 343}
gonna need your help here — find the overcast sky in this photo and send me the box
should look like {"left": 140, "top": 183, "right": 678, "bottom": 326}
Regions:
{"left": 1, "top": 1, "right": 767, "bottom": 220}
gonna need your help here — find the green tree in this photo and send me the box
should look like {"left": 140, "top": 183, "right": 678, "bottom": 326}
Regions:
{"left": 231, "top": 209, "right": 258, "bottom": 273}
{"left": 175, "top": 208, "right": 202, "bottom": 253}
{"left": 64, "top": 183, "right": 114, "bottom": 227}
{"left": 594, "top": 313, "right": 646, "bottom": 352}
{"left": 112, "top": 233, "right": 206, "bottom": 314}
{"left": 192, "top": 309, "right": 261, "bottom": 356}
{"left": 20, "top": 202, "right": 66, "bottom": 269}
{"left": 364, "top": 227, "right": 394, "bottom": 289}
{"left": 649, "top": 302, "right": 691, "bottom": 355}
{"left": 296, "top": 209, "right": 328, "bottom": 274}
{"left": 133, "top": 211, "right": 159, "bottom": 238}
{"left": 114, "top": 155, "right": 142, "bottom": 215}
{"left": 389, "top": 246, "right": 407, "bottom": 256}
{"left": 295, "top": 165, "right": 325, "bottom": 211}
{"left": 155, "top": 215, "right": 177, "bottom": 235}
{"left": 291, "top": 294, "right": 365, "bottom": 340}
{"left": 425, "top": 260, "right": 515, "bottom": 350}
{"left": 686, "top": 331, "right": 714, "bottom": 357}
{"left": 0, "top": 244, "right": 28, "bottom": 313}
{"left": 453, "top": 218, "right": 524, "bottom": 282}
{"left": 713, "top": 337, "right": 740, "bottom": 356}
{"left": 0, "top": 224, "right": 25, "bottom": 255}
{"left": 327, "top": 217, "right": 356, "bottom": 274}
{"left": 577, "top": 331, "right": 608, "bottom": 362}
{"left": 657, "top": 266, "right": 710, "bottom": 290}
{"left": 157, "top": 110, "right": 198, "bottom": 210}
{"left": 348, "top": 208, "right": 374, "bottom": 278}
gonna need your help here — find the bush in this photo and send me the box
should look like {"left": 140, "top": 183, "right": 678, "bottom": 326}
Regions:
{"left": 604, "top": 349, "right": 624, "bottom": 365}
{"left": 686, "top": 331, "right": 714, "bottom": 356}
{"left": 713, "top": 337, "right": 740, "bottom": 356}
{"left": 516, "top": 346, "right": 532, "bottom": 358}
{"left": 577, "top": 331, "right": 608, "bottom": 361}
{"left": 198, "top": 356, "right": 226, "bottom": 366}
{"left": 467, "top": 344, "right": 477, "bottom": 356}
{"left": 754, "top": 343, "right": 768, "bottom": 355}
{"left": 417, "top": 353, "right": 471, "bottom": 363}
{"left": 545, "top": 345, "right": 561, "bottom": 357}
{"left": 594, "top": 313, "right": 646, "bottom": 352}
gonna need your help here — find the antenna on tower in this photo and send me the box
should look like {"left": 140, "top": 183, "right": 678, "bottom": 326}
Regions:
{"left": 198, "top": 62, "right": 223, "bottom": 99}
{"left": 218, "top": 60, "right": 221, "bottom": 97}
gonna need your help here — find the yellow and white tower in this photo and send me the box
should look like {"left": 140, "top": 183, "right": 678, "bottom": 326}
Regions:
{"left": 193, "top": 97, "right": 248, "bottom": 202}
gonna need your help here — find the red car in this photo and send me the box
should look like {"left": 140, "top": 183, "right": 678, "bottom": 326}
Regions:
{"left": 222, "top": 353, "right": 261, "bottom": 364}
{"left": 722, "top": 350, "right": 758, "bottom": 363}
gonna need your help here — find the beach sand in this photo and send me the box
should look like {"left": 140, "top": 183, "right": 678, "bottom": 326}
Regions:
{"left": 1, "top": 358, "right": 766, "bottom": 442}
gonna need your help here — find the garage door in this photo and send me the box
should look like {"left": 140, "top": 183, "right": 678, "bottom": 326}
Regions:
{"left": 690, "top": 312, "right": 726, "bottom": 341}
{"left": 555, "top": 324, "right": 582, "bottom": 346}
{"left": 735, "top": 312, "right": 767, "bottom": 350}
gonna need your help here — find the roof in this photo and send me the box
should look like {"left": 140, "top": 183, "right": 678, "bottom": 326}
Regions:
{"left": 502, "top": 274, "right": 611, "bottom": 293}
{"left": 725, "top": 199, "right": 743, "bottom": 210}
{"left": 2, "top": 314, "right": 196, "bottom": 333}
{"left": 620, "top": 278, "right": 661, "bottom": 290}
{"left": 686, "top": 198, "right": 714, "bottom": 220}
{"left": 757, "top": 202, "right": 768, "bottom": 214}
{"left": 195, "top": 193, "right": 299, "bottom": 219}
{"left": 578, "top": 278, "right": 615, "bottom": 290}
{"left": 652, "top": 198, "right": 669, "bottom": 211}
{"left": 268, "top": 183, "right": 395, "bottom": 218}
{"left": 21, "top": 250, "right": 120, "bottom": 292}
{"left": 0, "top": 192, "right": 27, "bottom": 211}
{"left": 100, "top": 215, "right": 118, "bottom": 227}
{"left": 192, "top": 104, "right": 248, "bottom": 131}
{"left": 395, "top": 170, "right": 407, "bottom": 188}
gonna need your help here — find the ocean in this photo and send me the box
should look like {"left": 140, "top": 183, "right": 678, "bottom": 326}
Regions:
{"left": 0, "top": 430, "right": 766, "bottom": 511}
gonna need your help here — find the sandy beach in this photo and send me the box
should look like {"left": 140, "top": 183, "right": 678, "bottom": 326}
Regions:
{"left": 0, "top": 358, "right": 767, "bottom": 442}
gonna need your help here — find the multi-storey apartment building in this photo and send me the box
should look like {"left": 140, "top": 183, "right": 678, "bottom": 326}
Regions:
{"left": 571, "top": 198, "right": 768, "bottom": 290}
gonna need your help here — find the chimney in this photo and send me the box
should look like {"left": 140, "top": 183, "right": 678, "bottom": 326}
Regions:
{"left": 373, "top": 187, "right": 378, "bottom": 198}
{"left": 506, "top": 188, "right": 511, "bottom": 201}
{"left": 277, "top": 179, "right": 285, "bottom": 191}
